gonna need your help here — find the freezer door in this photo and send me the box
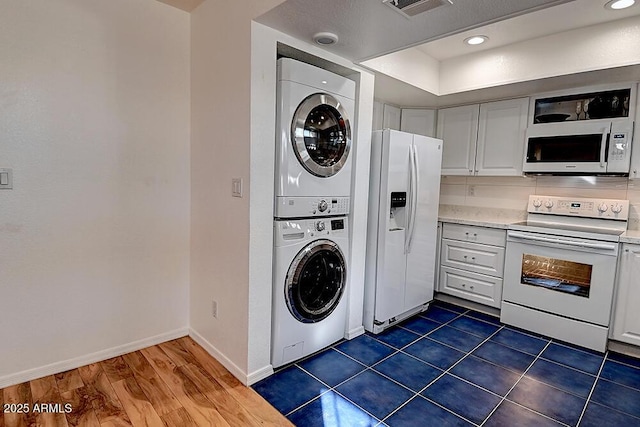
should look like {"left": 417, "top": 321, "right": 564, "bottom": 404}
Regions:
{"left": 374, "top": 130, "right": 412, "bottom": 323}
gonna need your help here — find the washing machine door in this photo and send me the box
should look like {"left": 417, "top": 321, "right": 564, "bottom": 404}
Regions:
{"left": 291, "top": 93, "right": 352, "bottom": 178}
{"left": 285, "top": 239, "right": 346, "bottom": 323}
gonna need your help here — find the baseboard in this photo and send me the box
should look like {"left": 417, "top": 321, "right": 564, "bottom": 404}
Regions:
{"left": 247, "top": 364, "right": 274, "bottom": 385}
{"left": 0, "top": 327, "right": 189, "bottom": 389}
{"left": 346, "top": 325, "right": 365, "bottom": 340}
{"left": 188, "top": 328, "right": 251, "bottom": 386}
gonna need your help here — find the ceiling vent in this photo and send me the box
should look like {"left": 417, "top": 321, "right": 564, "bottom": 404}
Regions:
{"left": 383, "top": 0, "right": 453, "bottom": 18}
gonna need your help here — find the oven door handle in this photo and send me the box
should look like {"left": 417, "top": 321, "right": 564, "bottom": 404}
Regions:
{"left": 508, "top": 231, "right": 618, "bottom": 251}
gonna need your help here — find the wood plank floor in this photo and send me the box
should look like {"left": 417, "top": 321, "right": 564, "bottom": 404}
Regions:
{"left": 1, "top": 337, "right": 293, "bottom": 427}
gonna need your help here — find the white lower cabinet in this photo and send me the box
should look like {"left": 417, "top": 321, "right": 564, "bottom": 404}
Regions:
{"left": 438, "top": 223, "right": 506, "bottom": 308}
{"left": 611, "top": 243, "right": 640, "bottom": 346}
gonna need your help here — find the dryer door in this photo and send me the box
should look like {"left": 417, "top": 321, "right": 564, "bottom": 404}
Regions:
{"left": 291, "top": 93, "right": 352, "bottom": 178}
{"left": 285, "top": 239, "right": 346, "bottom": 323}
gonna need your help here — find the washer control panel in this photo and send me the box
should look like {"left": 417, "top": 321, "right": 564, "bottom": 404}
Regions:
{"left": 275, "top": 196, "right": 350, "bottom": 218}
{"left": 527, "top": 195, "right": 629, "bottom": 219}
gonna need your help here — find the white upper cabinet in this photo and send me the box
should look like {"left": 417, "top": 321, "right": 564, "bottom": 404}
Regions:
{"left": 372, "top": 101, "right": 384, "bottom": 131}
{"left": 382, "top": 104, "right": 401, "bottom": 130}
{"left": 400, "top": 109, "right": 437, "bottom": 137}
{"left": 372, "top": 101, "right": 402, "bottom": 131}
{"left": 476, "top": 98, "right": 529, "bottom": 176}
{"left": 437, "top": 98, "right": 529, "bottom": 176}
{"left": 437, "top": 104, "right": 480, "bottom": 175}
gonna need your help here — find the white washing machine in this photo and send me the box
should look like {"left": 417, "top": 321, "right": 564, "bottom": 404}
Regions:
{"left": 275, "top": 58, "right": 356, "bottom": 218}
{"left": 271, "top": 215, "right": 349, "bottom": 368}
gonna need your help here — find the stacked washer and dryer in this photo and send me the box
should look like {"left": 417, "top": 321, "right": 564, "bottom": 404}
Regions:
{"left": 271, "top": 58, "right": 356, "bottom": 368}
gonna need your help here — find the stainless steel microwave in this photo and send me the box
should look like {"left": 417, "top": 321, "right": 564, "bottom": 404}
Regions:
{"left": 523, "top": 120, "right": 634, "bottom": 175}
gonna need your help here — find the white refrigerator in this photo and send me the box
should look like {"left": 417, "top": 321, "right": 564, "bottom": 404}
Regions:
{"left": 364, "top": 129, "right": 443, "bottom": 333}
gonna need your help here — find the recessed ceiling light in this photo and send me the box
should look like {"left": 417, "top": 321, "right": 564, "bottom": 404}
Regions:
{"left": 605, "top": 0, "right": 636, "bottom": 10}
{"left": 464, "top": 35, "right": 489, "bottom": 46}
{"left": 313, "top": 32, "right": 339, "bottom": 46}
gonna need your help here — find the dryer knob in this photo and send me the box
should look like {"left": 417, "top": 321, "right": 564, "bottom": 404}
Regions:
{"left": 318, "top": 200, "right": 328, "bottom": 212}
{"left": 315, "top": 221, "right": 325, "bottom": 232}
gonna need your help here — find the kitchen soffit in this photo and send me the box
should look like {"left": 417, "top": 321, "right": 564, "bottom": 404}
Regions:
{"left": 255, "top": 0, "right": 575, "bottom": 62}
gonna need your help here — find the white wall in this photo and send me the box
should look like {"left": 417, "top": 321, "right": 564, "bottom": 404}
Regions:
{"left": 189, "top": 0, "right": 286, "bottom": 382}
{"left": 0, "top": 0, "right": 191, "bottom": 387}
{"left": 191, "top": 0, "right": 375, "bottom": 384}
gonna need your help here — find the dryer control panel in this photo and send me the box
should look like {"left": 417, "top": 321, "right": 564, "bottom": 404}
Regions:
{"left": 275, "top": 196, "right": 350, "bottom": 218}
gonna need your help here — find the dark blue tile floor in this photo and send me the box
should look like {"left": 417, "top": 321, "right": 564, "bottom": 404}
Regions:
{"left": 253, "top": 301, "right": 640, "bottom": 426}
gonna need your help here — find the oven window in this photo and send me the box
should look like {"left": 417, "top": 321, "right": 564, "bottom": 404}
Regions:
{"left": 521, "top": 254, "right": 592, "bottom": 298}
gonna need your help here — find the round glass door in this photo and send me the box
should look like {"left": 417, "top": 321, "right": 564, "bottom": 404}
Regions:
{"left": 291, "top": 93, "right": 351, "bottom": 178}
{"left": 285, "top": 239, "right": 346, "bottom": 323}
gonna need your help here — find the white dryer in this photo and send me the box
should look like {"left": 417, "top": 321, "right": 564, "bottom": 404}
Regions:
{"left": 271, "top": 216, "right": 349, "bottom": 368}
{"left": 275, "top": 58, "right": 356, "bottom": 218}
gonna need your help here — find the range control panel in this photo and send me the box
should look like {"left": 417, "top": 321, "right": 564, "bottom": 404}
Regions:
{"left": 275, "top": 196, "right": 350, "bottom": 218}
{"left": 528, "top": 195, "right": 629, "bottom": 220}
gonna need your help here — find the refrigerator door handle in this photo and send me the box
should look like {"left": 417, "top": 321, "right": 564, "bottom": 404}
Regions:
{"left": 406, "top": 143, "right": 419, "bottom": 254}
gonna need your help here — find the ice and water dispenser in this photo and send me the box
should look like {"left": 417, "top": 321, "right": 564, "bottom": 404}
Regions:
{"left": 389, "top": 192, "right": 407, "bottom": 231}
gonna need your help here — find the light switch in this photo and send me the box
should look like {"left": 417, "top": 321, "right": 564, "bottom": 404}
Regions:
{"left": 0, "top": 168, "right": 12, "bottom": 189}
{"left": 231, "top": 178, "right": 243, "bottom": 198}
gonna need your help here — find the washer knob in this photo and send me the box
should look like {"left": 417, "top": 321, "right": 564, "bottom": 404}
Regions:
{"left": 532, "top": 199, "right": 542, "bottom": 208}
{"left": 544, "top": 200, "right": 554, "bottom": 209}
{"left": 598, "top": 203, "right": 609, "bottom": 213}
{"left": 611, "top": 204, "right": 623, "bottom": 214}
{"left": 318, "top": 200, "right": 328, "bottom": 212}
{"left": 315, "top": 221, "right": 325, "bottom": 232}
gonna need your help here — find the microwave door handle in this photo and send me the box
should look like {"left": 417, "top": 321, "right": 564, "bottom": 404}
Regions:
{"left": 600, "top": 127, "right": 609, "bottom": 168}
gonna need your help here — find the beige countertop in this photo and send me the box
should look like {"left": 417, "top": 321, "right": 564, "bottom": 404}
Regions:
{"left": 439, "top": 204, "right": 640, "bottom": 244}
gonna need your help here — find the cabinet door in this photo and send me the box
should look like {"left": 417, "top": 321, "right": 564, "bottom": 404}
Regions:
{"left": 437, "top": 105, "right": 480, "bottom": 175}
{"left": 611, "top": 244, "right": 640, "bottom": 346}
{"left": 372, "top": 101, "right": 384, "bottom": 131}
{"left": 401, "top": 109, "right": 436, "bottom": 137}
{"left": 439, "top": 266, "right": 503, "bottom": 308}
{"left": 476, "top": 98, "right": 529, "bottom": 176}
{"left": 382, "top": 104, "right": 401, "bottom": 130}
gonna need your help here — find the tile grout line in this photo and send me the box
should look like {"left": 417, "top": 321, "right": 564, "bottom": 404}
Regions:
{"left": 478, "top": 340, "right": 572, "bottom": 427}
{"left": 575, "top": 349, "right": 609, "bottom": 426}
{"left": 379, "top": 309, "right": 505, "bottom": 427}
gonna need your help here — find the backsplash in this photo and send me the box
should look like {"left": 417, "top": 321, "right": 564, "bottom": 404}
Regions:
{"left": 439, "top": 175, "right": 640, "bottom": 230}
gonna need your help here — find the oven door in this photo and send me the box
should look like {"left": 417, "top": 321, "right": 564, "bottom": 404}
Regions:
{"left": 503, "top": 230, "right": 619, "bottom": 326}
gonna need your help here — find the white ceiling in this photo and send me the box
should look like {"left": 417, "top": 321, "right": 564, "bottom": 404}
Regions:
{"left": 164, "top": 0, "right": 640, "bottom": 106}
{"left": 255, "top": 0, "right": 575, "bottom": 62}
{"left": 418, "top": 0, "right": 640, "bottom": 60}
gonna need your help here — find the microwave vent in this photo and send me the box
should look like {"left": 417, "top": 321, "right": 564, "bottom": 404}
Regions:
{"left": 383, "top": 0, "right": 453, "bottom": 18}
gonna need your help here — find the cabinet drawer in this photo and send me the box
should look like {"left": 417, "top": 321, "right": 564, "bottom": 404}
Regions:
{"left": 442, "top": 223, "right": 506, "bottom": 247}
{"left": 439, "top": 266, "right": 503, "bottom": 308}
{"left": 441, "top": 239, "right": 505, "bottom": 277}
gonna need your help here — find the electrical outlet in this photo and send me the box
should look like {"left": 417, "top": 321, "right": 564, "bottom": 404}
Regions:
{"left": 468, "top": 185, "right": 475, "bottom": 197}
{"left": 212, "top": 300, "right": 218, "bottom": 318}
